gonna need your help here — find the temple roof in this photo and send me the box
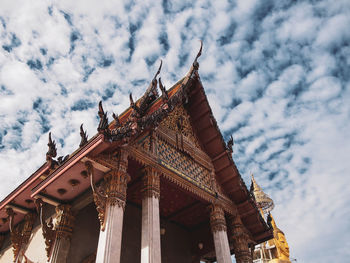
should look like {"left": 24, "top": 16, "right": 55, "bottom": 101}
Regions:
{"left": 0, "top": 44, "right": 272, "bottom": 243}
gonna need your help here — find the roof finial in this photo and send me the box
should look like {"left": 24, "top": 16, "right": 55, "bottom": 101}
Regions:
{"left": 46, "top": 132, "right": 57, "bottom": 161}
{"left": 153, "top": 59, "right": 162, "bottom": 81}
{"left": 79, "top": 124, "right": 88, "bottom": 148}
{"left": 97, "top": 101, "right": 109, "bottom": 133}
{"left": 226, "top": 135, "right": 234, "bottom": 154}
{"left": 193, "top": 40, "right": 203, "bottom": 69}
{"left": 112, "top": 112, "right": 121, "bottom": 127}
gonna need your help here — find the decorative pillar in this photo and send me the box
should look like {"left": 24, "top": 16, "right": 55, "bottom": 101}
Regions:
{"left": 229, "top": 215, "right": 253, "bottom": 263}
{"left": 6, "top": 208, "right": 36, "bottom": 263}
{"left": 209, "top": 204, "right": 232, "bottom": 263}
{"left": 93, "top": 149, "right": 129, "bottom": 263}
{"left": 49, "top": 204, "right": 75, "bottom": 263}
{"left": 140, "top": 166, "right": 161, "bottom": 263}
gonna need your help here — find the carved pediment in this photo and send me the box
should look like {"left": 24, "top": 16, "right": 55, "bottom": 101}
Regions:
{"left": 159, "top": 105, "right": 201, "bottom": 149}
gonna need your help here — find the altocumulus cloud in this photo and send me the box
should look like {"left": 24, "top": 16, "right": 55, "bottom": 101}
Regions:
{"left": 0, "top": 0, "right": 350, "bottom": 262}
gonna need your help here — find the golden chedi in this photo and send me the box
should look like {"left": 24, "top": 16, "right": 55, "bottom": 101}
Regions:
{"left": 251, "top": 175, "right": 291, "bottom": 263}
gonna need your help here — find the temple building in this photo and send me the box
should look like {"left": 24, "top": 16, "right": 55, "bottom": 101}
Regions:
{"left": 0, "top": 44, "right": 276, "bottom": 263}
{"left": 250, "top": 176, "right": 291, "bottom": 263}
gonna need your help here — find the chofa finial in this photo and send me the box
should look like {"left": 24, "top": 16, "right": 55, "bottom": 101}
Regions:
{"left": 46, "top": 132, "right": 57, "bottom": 161}
{"left": 226, "top": 135, "right": 234, "bottom": 154}
{"left": 193, "top": 40, "right": 203, "bottom": 69}
{"left": 97, "top": 101, "right": 109, "bottom": 133}
{"left": 79, "top": 124, "right": 88, "bottom": 148}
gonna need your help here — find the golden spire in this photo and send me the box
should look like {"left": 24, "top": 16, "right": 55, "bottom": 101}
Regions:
{"left": 251, "top": 174, "right": 274, "bottom": 214}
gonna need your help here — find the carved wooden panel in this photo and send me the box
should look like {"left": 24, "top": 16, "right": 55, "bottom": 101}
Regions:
{"left": 157, "top": 138, "right": 213, "bottom": 194}
{"left": 160, "top": 105, "right": 201, "bottom": 149}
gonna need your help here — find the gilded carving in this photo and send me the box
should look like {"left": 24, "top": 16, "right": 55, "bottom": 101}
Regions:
{"left": 141, "top": 167, "right": 160, "bottom": 199}
{"left": 21, "top": 213, "right": 36, "bottom": 246}
{"left": 85, "top": 161, "right": 107, "bottom": 231}
{"left": 160, "top": 105, "right": 201, "bottom": 149}
{"left": 5, "top": 209, "right": 35, "bottom": 262}
{"left": 229, "top": 215, "right": 252, "bottom": 263}
{"left": 209, "top": 204, "right": 227, "bottom": 233}
{"left": 55, "top": 205, "right": 75, "bottom": 239}
{"left": 157, "top": 138, "right": 212, "bottom": 193}
{"left": 85, "top": 148, "right": 130, "bottom": 231}
{"left": 35, "top": 199, "right": 56, "bottom": 260}
{"left": 6, "top": 208, "right": 21, "bottom": 262}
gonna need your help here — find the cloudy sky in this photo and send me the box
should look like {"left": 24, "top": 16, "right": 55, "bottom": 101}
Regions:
{"left": 0, "top": 0, "right": 349, "bottom": 262}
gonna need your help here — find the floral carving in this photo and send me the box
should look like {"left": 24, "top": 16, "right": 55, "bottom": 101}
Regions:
{"left": 209, "top": 204, "right": 227, "bottom": 233}
{"left": 141, "top": 167, "right": 160, "bottom": 199}
{"left": 85, "top": 148, "right": 130, "bottom": 231}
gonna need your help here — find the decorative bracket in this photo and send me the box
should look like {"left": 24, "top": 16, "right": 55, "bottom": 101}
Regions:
{"left": 6, "top": 207, "right": 22, "bottom": 261}
{"left": 85, "top": 161, "right": 107, "bottom": 231}
{"left": 35, "top": 199, "right": 56, "bottom": 260}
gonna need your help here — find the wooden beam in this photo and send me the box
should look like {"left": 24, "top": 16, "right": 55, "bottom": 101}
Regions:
{"left": 5, "top": 203, "right": 33, "bottom": 214}
{"left": 35, "top": 193, "right": 61, "bottom": 206}
{"left": 165, "top": 201, "right": 200, "bottom": 220}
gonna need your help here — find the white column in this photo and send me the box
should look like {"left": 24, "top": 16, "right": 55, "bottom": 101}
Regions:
{"left": 210, "top": 205, "right": 232, "bottom": 263}
{"left": 96, "top": 202, "right": 125, "bottom": 263}
{"left": 141, "top": 167, "right": 161, "bottom": 263}
{"left": 94, "top": 149, "right": 129, "bottom": 263}
{"left": 49, "top": 205, "right": 75, "bottom": 263}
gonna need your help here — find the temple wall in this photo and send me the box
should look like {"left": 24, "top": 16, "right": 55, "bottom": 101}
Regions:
{"left": 23, "top": 225, "right": 47, "bottom": 262}
{"left": 0, "top": 245, "right": 13, "bottom": 262}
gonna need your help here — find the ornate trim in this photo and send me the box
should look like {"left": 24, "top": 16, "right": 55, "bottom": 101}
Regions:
{"left": 35, "top": 199, "right": 56, "bottom": 260}
{"left": 5, "top": 209, "right": 36, "bottom": 262}
{"left": 55, "top": 205, "right": 75, "bottom": 239}
{"left": 21, "top": 213, "right": 36, "bottom": 246}
{"left": 141, "top": 167, "right": 160, "bottom": 199}
{"left": 229, "top": 215, "right": 253, "bottom": 263}
{"left": 96, "top": 44, "right": 203, "bottom": 143}
{"left": 85, "top": 148, "right": 130, "bottom": 231}
{"left": 209, "top": 204, "right": 227, "bottom": 233}
{"left": 6, "top": 208, "right": 22, "bottom": 261}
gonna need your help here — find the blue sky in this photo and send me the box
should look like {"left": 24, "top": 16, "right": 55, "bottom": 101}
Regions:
{"left": 1, "top": 0, "right": 350, "bottom": 262}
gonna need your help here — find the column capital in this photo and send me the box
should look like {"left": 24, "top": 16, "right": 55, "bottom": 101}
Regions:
{"left": 209, "top": 204, "right": 227, "bottom": 233}
{"left": 55, "top": 204, "right": 75, "bottom": 240}
{"left": 141, "top": 166, "right": 160, "bottom": 199}
{"left": 105, "top": 148, "right": 130, "bottom": 208}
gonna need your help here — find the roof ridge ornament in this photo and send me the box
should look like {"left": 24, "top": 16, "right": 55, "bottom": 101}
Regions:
{"left": 79, "top": 124, "right": 88, "bottom": 148}
{"left": 159, "top": 77, "right": 168, "bottom": 101}
{"left": 226, "top": 135, "right": 234, "bottom": 155}
{"left": 97, "top": 101, "right": 109, "bottom": 135}
{"left": 46, "top": 132, "right": 57, "bottom": 161}
{"left": 112, "top": 112, "right": 121, "bottom": 127}
{"left": 46, "top": 132, "right": 69, "bottom": 169}
{"left": 135, "top": 60, "right": 163, "bottom": 117}
{"left": 193, "top": 40, "right": 203, "bottom": 70}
